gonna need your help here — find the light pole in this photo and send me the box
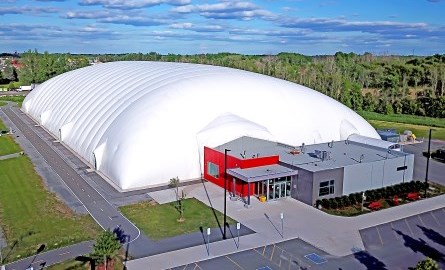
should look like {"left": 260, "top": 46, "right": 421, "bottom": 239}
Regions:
{"left": 223, "top": 148, "right": 231, "bottom": 240}
{"left": 1, "top": 244, "right": 4, "bottom": 270}
{"left": 425, "top": 128, "right": 434, "bottom": 198}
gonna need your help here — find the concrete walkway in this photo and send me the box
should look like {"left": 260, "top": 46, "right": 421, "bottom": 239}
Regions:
{"left": 0, "top": 152, "right": 20, "bottom": 161}
{"left": 128, "top": 181, "right": 445, "bottom": 269}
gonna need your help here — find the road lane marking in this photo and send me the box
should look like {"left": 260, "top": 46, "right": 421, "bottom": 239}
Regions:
{"left": 109, "top": 216, "right": 112, "bottom": 220}
{"left": 32, "top": 259, "right": 45, "bottom": 265}
{"left": 100, "top": 208, "right": 104, "bottom": 211}
{"left": 59, "top": 251, "right": 71, "bottom": 256}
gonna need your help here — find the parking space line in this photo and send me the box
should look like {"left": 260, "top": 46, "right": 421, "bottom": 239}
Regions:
{"left": 405, "top": 218, "right": 414, "bottom": 236}
{"left": 390, "top": 222, "right": 399, "bottom": 239}
{"left": 193, "top": 262, "right": 203, "bottom": 270}
{"left": 418, "top": 214, "right": 426, "bottom": 227}
{"left": 262, "top": 245, "right": 266, "bottom": 255}
{"left": 431, "top": 211, "right": 442, "bottom": 226}
{"left": 376, "top": 227, "right": 384, "bottom": 246}
{"left": 226, "top": 255, "right": 245, "bottom": 270}
{"left": 270, "top": 244, "right": 276, "bottom": 260}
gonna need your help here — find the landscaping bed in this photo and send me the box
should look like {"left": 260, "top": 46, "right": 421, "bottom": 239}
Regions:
{"left": 317, "top": 181, "right": 445, "bottom": 216}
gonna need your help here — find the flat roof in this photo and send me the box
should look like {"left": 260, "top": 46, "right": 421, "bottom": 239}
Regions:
{"left": 228, "top": 164, "right": 297, "bottom": 182}
{"left": 215, "top": 136, "right": 412, "bottom": 172}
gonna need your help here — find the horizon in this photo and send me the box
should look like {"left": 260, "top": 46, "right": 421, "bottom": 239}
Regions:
{"left": 1, "top": 0, "right": 444, "bottom": 55}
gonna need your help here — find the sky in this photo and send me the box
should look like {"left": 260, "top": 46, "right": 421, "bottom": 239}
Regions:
{"left": 1, "top": 0, "right": 444, "bottom": 55}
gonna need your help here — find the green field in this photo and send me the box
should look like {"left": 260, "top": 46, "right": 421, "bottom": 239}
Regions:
{"left": 0, "top": 119, "right": 21, "bottom": 156}
{"left": 0, "top": 101, "right": 7, "bottom": 107}
{"left": 120, "top": 198, "right": 235, "bottom": 240}
{"left": 360, "top": 111, "right": 445, "bottom": 128}
{"left": 0, "top": 135, "right": 21, "bottom": 156}
{"left": 0, "top": 119, "right": 6, "bottom": 130}
{"left": 369, "top": 120, "right": 445, "bottom": 141}
{"left": 0, "top": 95, "right": 25, "bottom": 107}
{"left": 0, "top": 156, "right": 100, "bottom": 263}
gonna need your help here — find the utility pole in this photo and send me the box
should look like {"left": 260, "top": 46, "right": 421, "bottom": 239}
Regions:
{"left": 425, "top": 128, "right": 434, "bottom": 198}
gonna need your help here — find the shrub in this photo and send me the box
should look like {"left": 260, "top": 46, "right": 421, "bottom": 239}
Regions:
{"left": 328, "top": 198, "right": 338, "bottom": 209}
{"left": 386, "top": 186, "right": 395, "bottom": 196}
{"left": 342, "top": 196, "right": 351, "bottom": 207}
{"left": 315, "top": 199, "right": 322, "bottom": 208}
{"left": 335, "top": 197, "right": 343, "bottom": 208}
{"left": 321, "top": 198, "right": 329, "bottom": 209}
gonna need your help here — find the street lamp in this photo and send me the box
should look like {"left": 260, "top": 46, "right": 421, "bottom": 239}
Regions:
{"left": 425, "top": 128, "right": 434, "bottom": 198}
{"left": 223, "top": 148, "right": 231, "bottom": 240}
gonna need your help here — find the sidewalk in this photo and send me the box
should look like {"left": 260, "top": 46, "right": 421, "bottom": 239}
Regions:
{"left": 127, "top": 181, "right": 445, "bottom": 269}
{"left": 0, "top": 152, "right": 20, "bottom": 161}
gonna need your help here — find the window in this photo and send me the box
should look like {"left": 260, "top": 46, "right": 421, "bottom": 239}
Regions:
{"left": 207, "top": 162, "right": 219, "bottom": 178}
{"left": 319, "top": 180, "right": 335, "bottom": 196}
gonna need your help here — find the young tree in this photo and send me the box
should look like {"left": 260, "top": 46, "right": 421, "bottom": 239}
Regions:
{"left": 169, "top": 177, "right": 186, "bottom": 222}
{"left": 90, "top": 230, "right": 121, "bottom": 269}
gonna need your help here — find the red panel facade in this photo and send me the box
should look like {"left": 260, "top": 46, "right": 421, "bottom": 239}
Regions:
{"left": 203, "top": 146, "right": 279, "bottom": 197}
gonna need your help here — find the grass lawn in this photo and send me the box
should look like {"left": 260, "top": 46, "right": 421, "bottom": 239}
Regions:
{"left": 368, "top": 120, "right": 445, "bottom": 141}
{"left": 0, "top": 136, "right": 21, "bottom": 156}
{"left": 0, "top": 156, "right": 100, "bottom": 263}
{"left": 0, "top": 118, "right": 6, "bottom": 130}
{"left": 359, "top": 111, "right": 445, "bottom": 128}
{"left": 0, "top": 101, "right": 7, "bottom": 107}
{"left": 120, "top": 198, "right": 236, "bottom": 240}
{"left": 0, "top": 95, "right": 25, "bottom": 107}
{"left": 0, "top": 119, "right": 21, "bottom": 156}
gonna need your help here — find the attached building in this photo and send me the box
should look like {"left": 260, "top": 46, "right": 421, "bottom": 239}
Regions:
{"left": 204, "top": 136, "right": 414, "bottom": 206}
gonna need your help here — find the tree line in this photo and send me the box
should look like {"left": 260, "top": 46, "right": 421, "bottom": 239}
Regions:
{"left": 3, "top": 50, "right": 445, "bottom": 118}
{"left": 0, "top": 49, "right": 89, "bottom": 86}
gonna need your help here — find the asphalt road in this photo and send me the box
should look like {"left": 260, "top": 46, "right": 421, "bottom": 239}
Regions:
{"left": 1, "top": 105, "right": 153, "bottom": 266}
{"left": 404, "top": 140, "right": 445, "bottom": 186}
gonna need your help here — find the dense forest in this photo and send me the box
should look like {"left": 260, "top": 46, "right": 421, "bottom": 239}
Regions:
{"left": 3, "top": 50, "right": 445, "bottom": 118}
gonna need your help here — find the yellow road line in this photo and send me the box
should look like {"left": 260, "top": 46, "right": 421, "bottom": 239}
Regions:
{"left": 226, "top": 255, "right": 245, "bottom": 270}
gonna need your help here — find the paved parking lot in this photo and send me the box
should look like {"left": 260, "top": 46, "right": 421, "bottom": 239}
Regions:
{"left": 360, "top": 208, "right": 445, "bottom": 269}
{"left": 170, "top": 239, "right": 318, "bottom": 270}
{"left": 171, "top": 208, "right": 445, "bottom": 270}
{"left": 169, "top": 238, "right": 378, "bottom": 270}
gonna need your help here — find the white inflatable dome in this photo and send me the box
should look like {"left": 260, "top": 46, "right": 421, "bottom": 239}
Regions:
{"left": 23, "top": 61, "right": 379, "bottom": 190}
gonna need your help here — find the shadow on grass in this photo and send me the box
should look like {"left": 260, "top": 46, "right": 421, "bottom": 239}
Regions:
{"left": 417, "top": 225, "right": 445, "bottom": 247}
{"left": 394, "top": 229, "right": 445, "bottom": 263}
{"left": 200, "top": 179, "right": 224, "bottom": 237}
{"left": 75, "top": 255, "right": 95, "bottom": 270}
{"left": 353, "top": 250, "right": 387, "bottom": 270}
{"left": 2, "top": 239, "right": 18, "bottom": 263}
